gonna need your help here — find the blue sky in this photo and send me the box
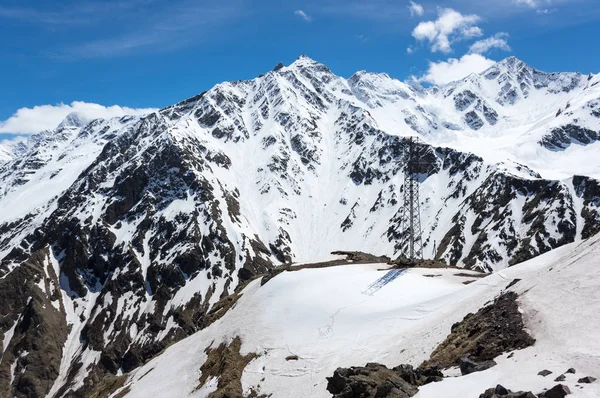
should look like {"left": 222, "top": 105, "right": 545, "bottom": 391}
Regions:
{"left": 1, "top": 0, "right": 599, "bottom": 141}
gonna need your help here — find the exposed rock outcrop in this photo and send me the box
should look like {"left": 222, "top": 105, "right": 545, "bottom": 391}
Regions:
{"left": 0, "top": 248, "right": 68, "bottom": 398}
{"left": 197, "top": 336, "right": 263, "bottom": 398}
{"left": 540, "top": 384, "right": 571, "bottom": 398}
{"left": 577, "top": 376, "right": 596, "bottom": 383}
{"left": 326, "top": 363, "right": 442, "bottom": 398}
{"left": 459, "top": 357, "right": 497, "bottom": 375}
{"left": 422, "top": 292, "right": 535, "bottom": 369}
{"left": 539, "top": 124, "right": 598, "bottom": 150}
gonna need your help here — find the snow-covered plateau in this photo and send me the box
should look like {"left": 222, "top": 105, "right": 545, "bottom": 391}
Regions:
{"left": 0, "top": 55, "right": 599, "bottom": 397}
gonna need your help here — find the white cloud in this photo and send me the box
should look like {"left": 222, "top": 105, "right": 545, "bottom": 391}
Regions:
{"left": 536, "top": 8, "right": 557, "bottom": 14}
{"left": 406, "top": 46, "right": 415, "bottom": 54}
{"left": 408, "top": 1, "right": 424, "bottom": 17}
{"left": 411, "top": 8, "right": 483, "bottom": 53}
{"left": 415, "top": 53, "right": 496, "bottom": 85}
{"left": 513, "top": 0, "right": 538, "bottom": 7}
{"left": 0, "top": 101, "right": 157, "bottom": 135}
{"left": 469, "top": 32, "right": 511, "bottom": 54}
{"left": 513, "top": 0, "right": 563, "bottom": 12}
{"left": 294, "top": 9, "right": 312, "bottom": 22}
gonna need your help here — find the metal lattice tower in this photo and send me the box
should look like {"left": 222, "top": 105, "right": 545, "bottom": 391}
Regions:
{"left": 399, "top": 136, "right": 425, "bottom": 262}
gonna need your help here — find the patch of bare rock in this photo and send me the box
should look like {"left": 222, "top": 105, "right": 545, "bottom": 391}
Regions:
{"left": 326, "top": 363, "right": 443, "bottom": 398}
{"left": 197, "top": 336, "right": 268, "bottom": 398}
{"left": 421, "top": 291, "right": 535, "bottom": 372}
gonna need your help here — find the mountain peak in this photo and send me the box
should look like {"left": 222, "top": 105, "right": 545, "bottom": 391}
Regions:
{"left": 497, "top": 56, "right": 530, "bottom": 69}
{"left": 288, "top": 54, "right": 330, "bottom": 72}
{"left": 57, "top": 112, "right": 88, "bottom": 129}
{"left": 297, "top": 53, "right": 313, "bottom": 61}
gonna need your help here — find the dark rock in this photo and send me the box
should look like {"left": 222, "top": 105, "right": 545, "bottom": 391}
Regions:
{"left": 483, "top": 104, "right": 499, "bottom": 125}
{"left": 506, "top": 278, "right": 521, "bottom": 289}
{"left": 538, "top": 369, "right": 553, "bottom": 377}
{"left": 542, "top": 384, "right": 571, "bottom": 397}
{"left": 423, "top": 292, "right": 535, "bottom": 370}
{"left": 285, "top": 355, "right": 299, "bottom": 361}
{"left": 326, "top": 363, "right": 419, "bottom": 398}
{"left": 464, "top": 111, "right": 485, "bottom": 130}
{"left": 392, "top": 364, "right": 444, "bottom": 386}
{"left": 573, "top": 176, "right": 600, "bottom": 239}
{"left": 495, "top": 384, "right": 510, "bottom": 395}
{"left": 539, "top": 124, "right": 598, "bottom": 150}
{"left": 273, "top": 62, "right": 285, "bottom": 71}
{"left": 479, "top": 386, "right": 537, "bottom": 398}
{"left": 479, "top": 387, "right": 497, "bottom": 398}
{"left": 554, "top": 374, "right": 566, "bottom": 382}
{"left": 454, "top": 90, "right": 478, "bottom": 111}
{"left": 0, "top": 248, "right": 69, "bottom": 398}
{"left": 565, "top": 368, "right": 576, "bottom": 374}
{"left": 330, "top": 251, "right": 391, "bottom": 264}
{"left": 326, "top": 363, "right": 443, "bottom": 398}
{"left": 197, "top": 336, "right": 259, "bottom": 397}
{"left": 577, "top": 376, "right": 596, "bottom": 383}
{"left": 459, "top": 357, "right": 497, "bottom": 375}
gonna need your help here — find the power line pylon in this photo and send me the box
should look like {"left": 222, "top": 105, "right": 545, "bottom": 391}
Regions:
{"left": 399, "top": 136, "right": 425, "bottom": 263}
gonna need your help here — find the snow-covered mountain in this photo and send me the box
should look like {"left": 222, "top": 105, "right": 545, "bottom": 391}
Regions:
{"left": 114, "top": 233, "right": 600, "bottom": 398}
{"left": 0, "top": 55, "right": 599, "bottom": 397}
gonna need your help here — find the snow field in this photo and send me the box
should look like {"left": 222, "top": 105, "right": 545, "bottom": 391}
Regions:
{"left": 116, "top": 235, "right": 600, "bottom": 398}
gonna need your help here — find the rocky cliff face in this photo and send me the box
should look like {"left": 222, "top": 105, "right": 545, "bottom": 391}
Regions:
{"left": 0, "top": 55, "right": 599, "bottom": 396}
{"left": 0, "top": 248, "right": 68, "bottom": 398}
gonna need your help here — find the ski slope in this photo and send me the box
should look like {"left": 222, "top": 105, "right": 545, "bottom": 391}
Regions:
{"left": 113, "top": 235, "right": 600, "bottom": 398}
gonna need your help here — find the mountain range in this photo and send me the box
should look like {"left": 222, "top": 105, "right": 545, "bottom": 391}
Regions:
{"left": 0, "top": 55, "right": 599, "bottom": 397}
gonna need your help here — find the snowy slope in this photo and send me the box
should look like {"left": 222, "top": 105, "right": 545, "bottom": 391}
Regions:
{"left": 419, "top": 58, "right": 600, "bottom": 181}
{"left": 0, "top": 142, "right": 17, "bottom": 164}
{"left": 0, "top": 115, "right": 143, "bottom": 262}
{"left": 0, "top": 55, "right": 599, "bottom": 397}
{"left": 115, "top": 235, "right": 600, "bottom": 398}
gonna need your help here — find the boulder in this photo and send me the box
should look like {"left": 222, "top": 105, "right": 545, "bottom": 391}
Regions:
{"left": 565, "top": 368, "right": 576, "bottom": 374}
{"left": 460, "top": 357, "right": 497, "bottom": 375}
{"left": 538, "top": 369, "right": 553, "bottom": 377}
{"left": 554, "top": 375, "right": 566, "bottom": 382}
{"left": 326, "top": 363, "right": 419, "bottom": 398}
{"left": 479, "top": 388, "right": 498, "bottom": 398}
{"left": 577, "top": 376, "right": 596, "bottom": 383}
{"left": 392, "top": 364, "right": 444, "bottom": 385}
{"left": 326, "top": 362, "right": 444, "bottom": 398}
{"left": 541, "top": 384, "right": 571, "bottom": 398}
{"left": 479, "top": 386, "right": 537, "bottom": 398}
